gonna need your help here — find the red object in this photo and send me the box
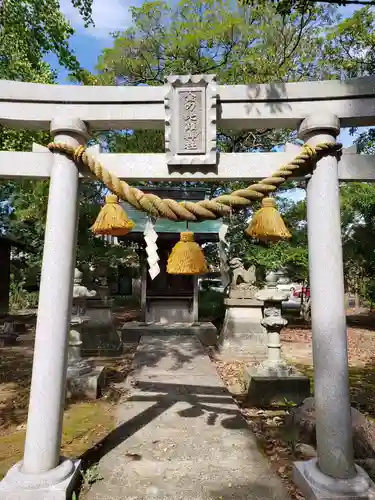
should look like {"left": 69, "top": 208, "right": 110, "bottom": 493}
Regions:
{"left": 293, "top": 287, "right": 310, "bottom": 298}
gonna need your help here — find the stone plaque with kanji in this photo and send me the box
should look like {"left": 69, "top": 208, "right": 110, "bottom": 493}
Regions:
{"left": 165, "top": 74, "right": 217, "bottom": 166}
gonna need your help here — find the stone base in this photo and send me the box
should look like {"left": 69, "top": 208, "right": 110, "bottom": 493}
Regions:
{"left": 145, "top": 298, "right": 193, "bottom": 324}
{"left": 85, "top": 299, "right": 112, "bottom": 322}
{"left": 244, "top": 367, "right": 310, "bottom": 407}
{"left": 218, "top": 299, "right": 267, "bottom": 361}
{"left": 293, "top": 458, "right": 375, "bottom": 500}
{"left": 121, "top": 321, "right": 218, "bottom": 346}
{"left": 0, "top": 457, "right": 81, "bottom": 500}
{"left": 81, "top": 326, "right": 122, "bottom": 357}
{"left": 66, "top": 365, "right": 106, "bottom": 400}
{"left": 229, "top": 289, "right": 259, "bottom": 299}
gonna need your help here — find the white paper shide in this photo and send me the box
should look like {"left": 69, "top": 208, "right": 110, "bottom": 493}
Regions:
{"left": 144, "top": 220, "right": 160, "bottom": 280}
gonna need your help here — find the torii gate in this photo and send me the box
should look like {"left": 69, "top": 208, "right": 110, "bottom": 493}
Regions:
{"left": 0, "top": 74, "right": 375, "bottom": 499}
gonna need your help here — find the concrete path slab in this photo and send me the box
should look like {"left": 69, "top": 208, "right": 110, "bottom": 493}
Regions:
{"left": 87, "top": 335, "right": 289, "bottom": 500}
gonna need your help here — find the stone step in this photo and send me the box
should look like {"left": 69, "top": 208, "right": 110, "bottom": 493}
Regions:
{"left": 121, "top": 322, "right": 218, "bottom": 346}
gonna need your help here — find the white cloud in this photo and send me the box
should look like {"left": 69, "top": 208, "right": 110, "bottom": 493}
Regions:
{"left": 60, "top": 0, "right": 134, "bottom": 39}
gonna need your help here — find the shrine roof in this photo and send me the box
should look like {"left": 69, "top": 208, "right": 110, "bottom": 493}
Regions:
{"left": 120, "top": 186, "right": 222, "bottom": 239}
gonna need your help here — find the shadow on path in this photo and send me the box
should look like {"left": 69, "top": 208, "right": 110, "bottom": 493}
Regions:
{"left": 80, "top": 380, "right": 247, "bottom": 467}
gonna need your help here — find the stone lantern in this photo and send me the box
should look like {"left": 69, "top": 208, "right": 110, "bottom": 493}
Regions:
{"left": 66, "top": 269, "right": 106, "bottom": 399}
{"left": 244, "top": 271, "right": 310, "bottom": 406}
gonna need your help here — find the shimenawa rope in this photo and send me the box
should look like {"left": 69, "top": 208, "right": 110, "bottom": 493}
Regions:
{"left": 47, "top": 141, "right": 342, "bottom": 222}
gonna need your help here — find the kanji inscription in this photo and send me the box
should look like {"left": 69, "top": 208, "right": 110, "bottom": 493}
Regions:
{"left": 164, "top": 74, "right": 217, "bottom": 166}
{"left": 178, "top": 90, "right": 204, "bottom": 154}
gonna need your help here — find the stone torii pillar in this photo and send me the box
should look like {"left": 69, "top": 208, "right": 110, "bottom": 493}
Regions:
{"left": 293, "top": 113, "right": 373, "bottom": 499}
{"left": 0, "top": 117, "right": 88, "bottom": 499}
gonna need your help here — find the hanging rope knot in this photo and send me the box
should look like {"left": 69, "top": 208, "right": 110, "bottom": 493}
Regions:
{"left": 105, "top": 194, "right": 118, "bottom": 204}
{"left": 261, "top": 197, "right": 276, "bottom": 208}
{"left": 180, "top": 231, "right": 194, "bottom": 242}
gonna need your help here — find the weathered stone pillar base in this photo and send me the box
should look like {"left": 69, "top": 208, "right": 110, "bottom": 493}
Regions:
{"left": 0, "top": 458, "right": 81, "bottom": 499}
{"left": 244, "top": 366, "right": 310, "bottom": 407}
{"left": 293, "top": 458, "right": 374, "bottom": 500}
{"left": 67, "top": 365, "right": 107, "bottom": 400}
{"left": 218, "top": 298, "right": 266, "bottom": 360}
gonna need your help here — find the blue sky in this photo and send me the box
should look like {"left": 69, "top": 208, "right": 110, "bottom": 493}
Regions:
{"left": 48, "top": 1, "right": 366, "bottom": 202}
{"left": 46, "top": 0, "right": 143, "bottom": 83}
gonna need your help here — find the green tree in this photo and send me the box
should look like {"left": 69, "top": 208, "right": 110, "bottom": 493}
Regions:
{"left": 97, "top": 0, "right": 336, "bottom": 85}
{"left": 0, "top": 0, "right": 93, "bottom": 81}
{"left": 239, "top": 0, "right": 375, "bottom": 16}
{"left": 93, "top": 0, "right": 339, "bottom": 272}
{"left": 0, "top": 0, "right": 137, "bottom": 298}
{"left": 322, "top": 6, "right": 375, "bottom": 78}
{"left": 320, "top": 6, "right": 375, "bottom": 303}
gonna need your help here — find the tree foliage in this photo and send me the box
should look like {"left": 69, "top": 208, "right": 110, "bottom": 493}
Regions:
{"left": 0, "top": 0, "right": 135, "bottom": 292}
{"left": 97, "top": 0, "right": 336, "bottom": 85}
{"left": 0, "top": 0, "right": 93, "bottom": 80}
{"left": 323, "top": 6, "right": 375, "bottom": 78}
{"left": 238, "top": 0, "right": 375, "bottom": 16}
{"left": 340, "top": 132, "right": 375, "bottom": 300}
{"left": 326, "top": 7, "right": 375, "bottom": 301}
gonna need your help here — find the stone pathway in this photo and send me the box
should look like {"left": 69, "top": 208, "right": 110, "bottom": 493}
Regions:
{"left": 87, "top": 335, "right": 290, "bottom": 500}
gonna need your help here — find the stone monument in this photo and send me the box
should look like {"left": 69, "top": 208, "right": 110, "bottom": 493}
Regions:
{"left": 66, "top": 269, "right": 106, "bottom": 399}
{"left": 82, "top": 267, "right": 122, "bottom": 356}
{"left": 92, "top": 262, "right": 110, "bottom": 302}
{"left": 218, "top": 258, "right": 266, "bottom": 360}
{"left": 244, "top": 271, "right": 310, "bottom": 406}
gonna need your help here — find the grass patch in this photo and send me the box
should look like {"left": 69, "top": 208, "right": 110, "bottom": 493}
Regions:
{"left": 0, "top": 341, "right": 136, "bottom": 482}
{"left": 0, "top": 400, "right": 115, "bottom": 480}
{"left": 0, "top": 429, "right": 25, "bottom": 479}
{"left": 294, "top": 362, "right": 375, "bottom": 417}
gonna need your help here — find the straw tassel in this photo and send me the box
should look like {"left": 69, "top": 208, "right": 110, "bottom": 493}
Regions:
{"left": 91, "top": 194, "right": 135, "bottom": 236}
{"left": 167, "top": 232, "right": 208, "bottom": 275}
{"left": 246, "top": 197, "right": 291, "bottom": 243}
